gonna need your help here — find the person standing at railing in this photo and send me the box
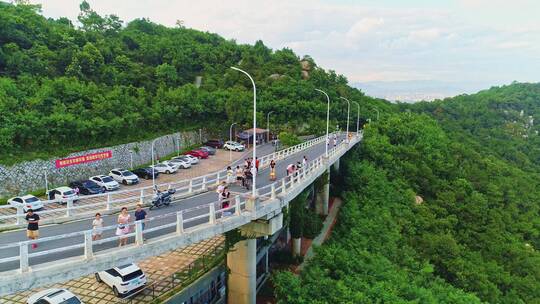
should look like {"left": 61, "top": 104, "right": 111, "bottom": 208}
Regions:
{"left": 92, "top": 213, "right": 103, "bottom": 241}
{"left": 25, "top": 209, "right": 40, "bottom": 249}
{"left": 221, "top": 187, "right": 231, "bottom": 216}
{"left": 134, "top": 204, "right": 147, "bottom": 232}
{"left": 226, "top": 166, "right": 234, "bottom": 184}
{"left": 236, "top": 165, "right": 243, "bottom": 186}
{"left": 116, "top": 207, "right": 131, "bottom": 247}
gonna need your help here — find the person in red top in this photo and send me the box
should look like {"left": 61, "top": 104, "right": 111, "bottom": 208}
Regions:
{"left": 255, "top": 157, "right": 260, "bottom": 173}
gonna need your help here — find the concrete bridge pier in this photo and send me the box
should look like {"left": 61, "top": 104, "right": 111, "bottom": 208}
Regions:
{"left": 316, "top": 167, "right": 330, "bottom": 216}
{"left": 227, "top": 238, "right": 257, "bottom": 304}
{"left": 333, "top": 157, "right": 340, "bottom": 171}
{"left": 227, "top": 210, "right": 283, "bottom": 304}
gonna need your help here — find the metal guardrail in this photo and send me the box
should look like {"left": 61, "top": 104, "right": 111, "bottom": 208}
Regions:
{"left": 0, "top": 135, "right": 328, "bottom": 229}
{"left": 0, "top": 133, "right": 361, "bottom": 277}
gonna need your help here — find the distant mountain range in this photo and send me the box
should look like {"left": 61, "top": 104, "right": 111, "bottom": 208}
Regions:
{"left": 353, "top": 80, "right": 496, "bottom": 102}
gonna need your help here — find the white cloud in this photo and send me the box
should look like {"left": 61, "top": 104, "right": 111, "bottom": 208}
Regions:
{"left": 30, "top": 0, "right": 540, "bottom": 91}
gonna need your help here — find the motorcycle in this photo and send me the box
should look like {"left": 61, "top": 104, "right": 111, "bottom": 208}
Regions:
{"left": 149, "top": 188, "right": 176, "bottom": 210}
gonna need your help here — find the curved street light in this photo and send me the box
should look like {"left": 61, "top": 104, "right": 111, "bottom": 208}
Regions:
{"left": 151, "top": 138, "right": 159, "bottom": 192}
{"left": 231, "top": 67, "right": 257, "bottom": 198}
{"left": 351, "top": 100, "right": 360, "bottom": 135}
{"left": 266, "top": 111, "right": 274, "bottom": 143}
{"left": 229, "top": 122, "right": 238, "bottom": 161}
{"left": 339, "top": 97, "right": 351, "bottom": 143}
{"left": 315, "top": 89, "right": 330, "bottom": 157}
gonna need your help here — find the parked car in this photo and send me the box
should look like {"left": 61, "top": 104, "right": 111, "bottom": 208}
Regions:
{"left": 47, "top": 186, "right": 79, "bottom": 204}
{"left": 69, "top": 180, "right": 105, "bottom": 195}
{"left": 185, "top": 149, "right": 209, "bottom": 159}
{"left": 175, "top": 155, "right": 199, "bottom": 165}
{"left": 150, "top": 162, "right": 179, "bottom": 174}
{"left": 204, "top": 139, "right": 224, "bottom": 149}
{"left": 90, "top": 175, "right": 120, "bottom": 191}
{"left": 223, "top": 141, "right": 245, "bottom": 151}
{"left": 109, "top": 169, "right": 139, "bottom": 185}
{"left": 95, "top": 263, "right": 146, "bottom": 297}
{"left": 168, "top": 157, "right": 192, "bottom": 169}
{"left": 8, "top": 195, "right": 44, "bottom": 212}
{"left": 199, "top": 146, "right": 216, "bottom": 155}
{"left": 27, "top": 288, "right": 83, "bottom": 304}
{"left": 132, "top": 167, "right": 160, "bottom": 180}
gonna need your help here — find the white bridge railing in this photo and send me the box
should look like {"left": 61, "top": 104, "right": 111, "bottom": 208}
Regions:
{"left": 0, "top": 133, "right": 361, "bottom": 276}
{"left": 0, "top": 134, "right": 327, "bottom": 229}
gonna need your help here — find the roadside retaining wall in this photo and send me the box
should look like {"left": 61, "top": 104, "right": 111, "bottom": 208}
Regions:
{"left": 0, "top": 130, "right": 206, "bottom": 197}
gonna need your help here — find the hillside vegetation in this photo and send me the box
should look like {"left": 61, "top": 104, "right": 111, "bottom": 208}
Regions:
{"left": 407, "top": 83, "right": 540, "bottom": 172}
{"left": 274, "top": 93, "right": 540, "bottom": 303}
{"left": 0, "top": 1, "right": 385, "bottom": 164}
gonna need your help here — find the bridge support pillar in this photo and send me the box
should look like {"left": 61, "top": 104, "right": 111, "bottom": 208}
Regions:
{"left": 316, "top": 168, "right": 330, "bottom": 216}
{"left": 333, "top": 157, "right": 340, "bottom": 172}
{"left": 227, "top": 238, "right": 257, "bottom": 304}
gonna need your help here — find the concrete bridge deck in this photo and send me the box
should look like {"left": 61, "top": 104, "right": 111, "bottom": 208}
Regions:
{"left": 0, "top": 132, "right": 361, "bottom": 296}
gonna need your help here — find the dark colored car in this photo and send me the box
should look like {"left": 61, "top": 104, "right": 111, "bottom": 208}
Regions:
{"left": 199, "top": 146, "right": 216, "bottom": 155}
{"left": 133, "top": 167, "right": 160, "bottom": 180}
{"left": 185, "top": 149, "right": 209, "bottom": 159}
{"left": 69, "top": 180, "right": 105, "bottom": 195}
{"left": 204, "top": 139, "right": 224, "bottom": 149}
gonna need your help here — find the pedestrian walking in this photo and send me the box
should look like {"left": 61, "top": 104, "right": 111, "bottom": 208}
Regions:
{"left": 255, "top": 157, "right": 260, "bottom": 174}
{"left": 221, "top": 187, "right": 231, "bottom": 213}
{"left": 226, "top": 166, "right": 234, "bottom": 183}
{"left": 116, "top": 207, "right": 131, "bottom": 247}
{"left": 92, "top": 213, "right": 103, "bottom": 241}
{"left": 134, "top": 204, "right": 147, "bottom": 231}
{"left": 302, "top": 156, "right": 307, "bottom": 168}
{"left": 244, "top": 167, "right": 253, "bottom": 190}
{"left": 236, "top": 165, "right": 243, "bottom": 186}
{"left": 269, "top": 160, "right": 276, "bottom": 181}
{"left": 286, "top": 163, "right": 294, "bottom": 176}
{"left": 25, "top": 209, "right": 40, "bottom": 249}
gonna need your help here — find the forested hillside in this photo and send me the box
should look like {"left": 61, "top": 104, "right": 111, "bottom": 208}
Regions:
{"left": 0, "top": 1, "right": 385, "bottom": 164}
{"left": 407, "top": 82, "right": 540, "bottom": 172}
{"left": 274, "top": 113, "right": 540, "bottom": 303}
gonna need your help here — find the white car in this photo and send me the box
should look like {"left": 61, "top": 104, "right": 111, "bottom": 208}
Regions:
{"left": 95, "top": 263, "right": 147, "bottom": 297}
{"left": 47, "top": 186, "right": 79, "bottom": 204}
{"left": 8, "top": 195, "right": 44, "bottom": 212}
{"left": 151, "top": 162, "right": 179, "bottom": 174}
{"left": 177, "top": 155, "right": 199, "bottom": 165}
{"left": 224, "top": 141, "right": 245, "bottom": 151}
{"left": 27, "top": 288, "right": 83, "bottom": 304}
{"left": 168, "top": 157, "right": 191, "bottom": 169}
{"left": 109, "top": 169, "right": 139, "bottom": 185}
{"left": 90, "top": 175, "right": 120, "bottom": 191}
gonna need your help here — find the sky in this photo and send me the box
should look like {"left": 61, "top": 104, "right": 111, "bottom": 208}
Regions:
{"left": 29, "top": 0, "right": 540, "bottom": 99}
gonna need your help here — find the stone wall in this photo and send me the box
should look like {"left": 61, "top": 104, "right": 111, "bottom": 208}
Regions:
{"left": 0, "top": 130, "right": 206, "bottom": 197}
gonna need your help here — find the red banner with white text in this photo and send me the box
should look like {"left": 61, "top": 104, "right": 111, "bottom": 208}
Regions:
{"left": 55, "top": 151, "right": 112, "bottom": 168}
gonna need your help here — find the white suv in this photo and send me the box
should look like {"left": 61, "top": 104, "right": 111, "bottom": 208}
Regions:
{"left": 90, "top": 175, "right": 120, "bottom": 191}
{"left": 27, "top": 288, "right": 83, "bottom": 304}
{"left": 224, "top": 141, "right": 245, "bottom": 151}
{"left": 96, "top": 263, "right": 147, "bottom": 297}
{"left": 109, "top": 169, "right": 139, "bottom": 185}
{"left": 47, "top": 186, "right": 79, "bottom": 204}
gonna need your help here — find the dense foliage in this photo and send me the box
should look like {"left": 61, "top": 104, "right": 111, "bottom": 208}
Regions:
{"left": 407, "top": 82, "right": 540, "bottom": 172}
{"left": 0, "top": 1, "right": 386, "bottom": 164}
{"left": 274, "top": 112, "right": 540, "bottom": 303}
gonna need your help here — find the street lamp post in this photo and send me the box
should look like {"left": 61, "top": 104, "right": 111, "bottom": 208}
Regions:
{"left": 176, "top": 134, "right": 181, "bottom": 156}
{"left": 151, "top": 138, "right": 159, "bottom": 192}
{"left": 266, "top": 111, "right": 274, "bottom": 143}
{"left": 129, "top": 150, "right": 134, "bottom": 170}
{"left": 229, "top": 122, "right": 237, "bottom": 162}
{"left": 339, "top": 97, "right": 351, "bottom": 143}
{"left": 352, "top": 100, "right": 360, "bottom": 134}
{"left": 231, "top": 67, "right": 257, "bottom": 198}
{"left": 315, "top": 89, "right": 330, "bottom": 157}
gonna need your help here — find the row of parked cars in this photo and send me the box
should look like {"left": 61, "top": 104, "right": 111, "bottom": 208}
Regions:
{"left": 8, "top": 144, "right": 239, "bottom": 213}
{"left": 26, "top": 263, "right": 146, "bottom": 303}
